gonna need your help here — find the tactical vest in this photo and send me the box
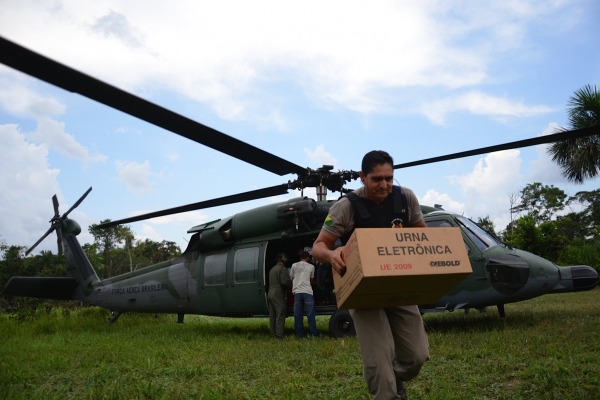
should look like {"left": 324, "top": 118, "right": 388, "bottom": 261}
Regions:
{"left": 341, "top": 186, "right": 409, "bottom": 245}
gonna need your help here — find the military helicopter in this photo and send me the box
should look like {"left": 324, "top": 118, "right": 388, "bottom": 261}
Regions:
{"left": 1, "top": 37, "right": 598, "bottom": 337}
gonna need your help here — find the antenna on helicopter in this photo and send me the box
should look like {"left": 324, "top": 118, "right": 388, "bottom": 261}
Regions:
{"left": 26, "top": 187, "right": 92, "bottom": 256}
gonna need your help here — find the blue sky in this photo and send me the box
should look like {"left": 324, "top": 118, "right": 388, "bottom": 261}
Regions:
{"left": 1, "top": 0, "right": 599, "bottom": 254}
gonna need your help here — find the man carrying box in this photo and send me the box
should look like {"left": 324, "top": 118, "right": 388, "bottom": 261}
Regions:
{"left": 313, "top": 150, "right": 429, "bottom": 400}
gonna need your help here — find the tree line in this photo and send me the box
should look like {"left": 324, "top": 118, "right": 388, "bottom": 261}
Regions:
{"left": 477, "top": 184, "right": 599, "bottom": 269}
{"left": 0, "top": 222, "right": 182, "bottom": 291}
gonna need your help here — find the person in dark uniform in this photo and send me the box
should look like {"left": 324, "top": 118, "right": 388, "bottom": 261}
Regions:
{"left": 312, "top": 150, "right": 429, "bottom": 400}
{"left": 267, "top": 253, "right": 291, "bottom": 339}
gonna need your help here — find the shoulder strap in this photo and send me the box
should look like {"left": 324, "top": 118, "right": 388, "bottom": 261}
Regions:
{"left": 345, "top": 191, "right": 370, "bottom": 219}
{"left": 393, "top": 186, "right": 408, "bottom": 216}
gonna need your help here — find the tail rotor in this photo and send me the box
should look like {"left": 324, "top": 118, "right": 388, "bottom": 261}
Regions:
{"left": 26, "top": 187, "right": 92, "bottom": 256}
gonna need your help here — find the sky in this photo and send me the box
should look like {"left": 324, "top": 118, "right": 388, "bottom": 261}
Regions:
{"left": 1, "top": 0, "right": 599, "bottom": 255}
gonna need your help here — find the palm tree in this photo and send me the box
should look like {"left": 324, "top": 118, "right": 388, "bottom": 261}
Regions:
{"left": 548, "top": 84, "right": 600, "bottom": 183}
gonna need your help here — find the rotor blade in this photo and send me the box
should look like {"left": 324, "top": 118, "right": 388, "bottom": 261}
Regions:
{"left": 394, "top": 126, "right": 599, "bottom": 169}
{"left": 61, "top": 187, "right": 92, "bottom": 218}
{"left": 52, "top": 195, "right": 59, "bottom": 219}
{"left": 26, "top": 226, "right": 56, "bottom": 256}
{"left": 98, "top": 184, "right": 290, "bottom": 228}
{"left": 0, "top": 37, "right": 306, "bottom": 177}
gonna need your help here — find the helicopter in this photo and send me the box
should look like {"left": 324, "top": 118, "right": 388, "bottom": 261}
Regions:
{"left": 1, "top": 37, "right": 598, "bottom": 337}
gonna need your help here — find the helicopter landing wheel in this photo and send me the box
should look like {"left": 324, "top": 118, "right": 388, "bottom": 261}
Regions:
{"left": 329, "top": 309, "right": 356, "bottom": 338}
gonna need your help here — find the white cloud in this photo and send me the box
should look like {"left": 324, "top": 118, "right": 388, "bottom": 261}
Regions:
{"left": 305, "top": 145, "right": 338, "bottom": 167}
{"left": 115, "top": 160, "right": 155, "bottom": 193}
{"left": 0, "top": 0, "right": 570, "bottom": 125}
{"left": 420, "top": 189, "right": 465, "bottom": 214}
{"left": 527, "top": 122, "right": 569, "bottom": 184}
{"left": 165, "top": 153, "right": 180, "bottom": 163}
{"left": 448, "top": 149, "right": 523, "bottom": 230}
{"left": 422, "top": 91, "right": 555, "bottom": 125}
{"left": 139, "top": 224, "right": 161, "bottom": 243}
{"left": 91, "top": 10, "right": 145, "bottom": 48}
{"left": 131, "top": 211, "right": 212, "bottom": 251}
{"left": 145, "top": 211, "right": 210, "bottom": 226}
{"left": 0, "top": 70, "right": 107, "bottom": 164}
{"left": 31, "top": 118, "right": 107, "bottom": 163}
{"left": 528, "top": 144, "right": 566, "bottom": 184}
{"left": 0, "top": 71, "right": 65, "bottom": 118}
{"left": 452, "top": 150, "right": 522, "bottom": 193}
{"left": 0, "top": 124, "right": 61, "bottom": 250}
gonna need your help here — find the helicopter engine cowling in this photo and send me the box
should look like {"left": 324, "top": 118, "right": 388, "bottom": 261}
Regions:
{"left": 191, "top": 197, "right": 320, "bottom": 249}
{"left": 232, "top": 197, "right": 316, "bottom": 239}
{"left": 276, "top": 198, "right": 316, "bottom": 218}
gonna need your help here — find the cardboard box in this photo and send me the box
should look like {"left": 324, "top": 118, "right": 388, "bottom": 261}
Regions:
{"left": 334, "top": 227, "right": 472, "bottom": 309}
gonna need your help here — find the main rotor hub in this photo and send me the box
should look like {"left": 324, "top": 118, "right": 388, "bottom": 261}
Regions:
{"left": 288, "top": 165, "right": 360, "bottom": 196}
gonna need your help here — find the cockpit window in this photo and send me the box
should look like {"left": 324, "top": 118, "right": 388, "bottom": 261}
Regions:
{"left": 455, "top": 216, "right": 502, "bottom": 251}
{"left": 426, "top": 219, "right": 454, "bottom": 228}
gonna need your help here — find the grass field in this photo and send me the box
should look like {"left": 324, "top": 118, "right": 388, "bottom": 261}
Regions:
{"left": 1, "top": 288, "right": 598, "bottom": 400}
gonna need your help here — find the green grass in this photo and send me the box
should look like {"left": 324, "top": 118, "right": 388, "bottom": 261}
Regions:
{"left": 1, "top": 288, "right": 598, "bottom": 399}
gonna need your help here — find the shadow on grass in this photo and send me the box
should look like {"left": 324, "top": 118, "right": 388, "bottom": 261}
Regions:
{"left": 422, "top": 308, "right": 564, "bottom": 333}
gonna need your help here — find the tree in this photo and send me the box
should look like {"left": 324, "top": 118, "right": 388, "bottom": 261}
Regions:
{"left": 537, "top": 220, "right": 569, "bottom": 261}
{"left": 503, "top": 215, "right": 566, "bottom": 261}
{"left": 82, "top": 243, "right": 105, "bottom": 276}
{"left": 88, "top": 220, "right": 134, "bottom": 277}
{"left": 508, "top": 191, "right": 519, "bottom": 236}
{"left": 133, "top": 239, "right": 181, "bottom": 269}
{"left": 476, "top": 216, "right": 496, "bottom": 236}
{"left": 548, "top": 84, "right": 600, "bottom": 183}
{"left": 0, "top": 244, "right": 26, "bottom": 287}
{"left": 570, "top": 189, "right": 600, "bottom": 225}
{"left": 29, "top": 250, "right": 65, "bottom": 277}
{"left": 512, "top": 182, "right": 567, "bottom": 226}
{"left": 554, "top": 213, "right": 588, "bottom": 243}
{"left": 506, "top": 215, "right": 540, "bottom": 254}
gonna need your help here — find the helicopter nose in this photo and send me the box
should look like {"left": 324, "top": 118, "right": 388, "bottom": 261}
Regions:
{"left": 551, "top": 265, "right": 598, "bottom": 293}
{"left": 570, "top": 265, "right": 599, "bottom": 291}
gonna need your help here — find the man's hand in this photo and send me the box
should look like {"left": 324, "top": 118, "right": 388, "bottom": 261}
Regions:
{"left": 329, "top": 246, "right": 347, "bottom": 277}
{"left": 313, "top": 230, "right": 347, "bottom": 277}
